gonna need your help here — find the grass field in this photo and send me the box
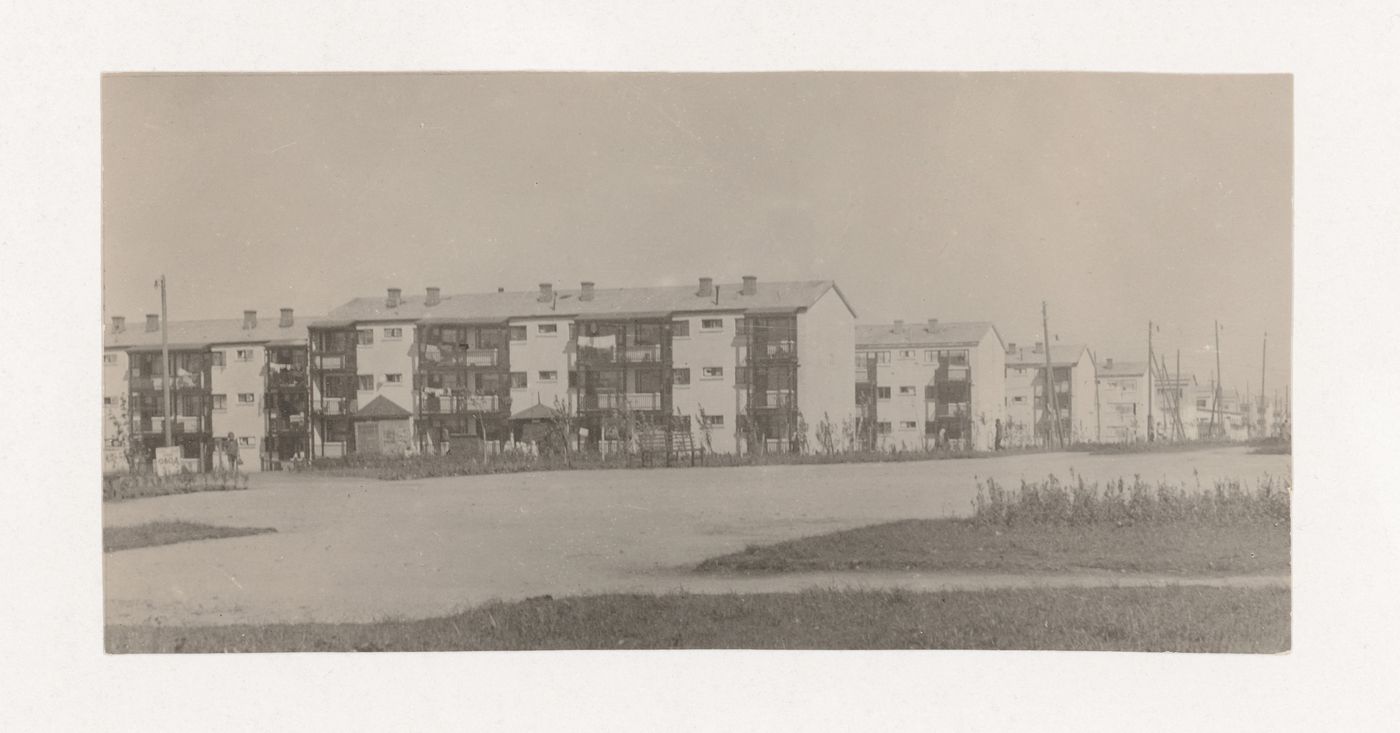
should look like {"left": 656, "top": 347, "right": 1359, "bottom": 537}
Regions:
{"left": 105, "top": 585, "right": 1289, "bottom": 653}
{"left": 103, "top": 521, "right": 276, "bottom": 553}
{"left": 697, "top": 518, "right": 1289, "bottom": 575}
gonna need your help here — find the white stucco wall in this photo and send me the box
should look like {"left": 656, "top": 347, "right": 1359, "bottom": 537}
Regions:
{"left": 866, "top": 347, "right": 934, "bottom": 450}
{"left": 971, "top": 329, "right": 1007, "bottom": 450}
{"left": 1097, "top": 368, "right": 1149, "bottom": 443}
{"left": 355, "top": 321, "right": 417, "bottom": 415}
{"left": 1070, "top": 350, "right": 1099, "bottom": 443}
{"left": 797, "top": 288, "right": 856, "bottom": 451}
{"left": 210, "top": 343, "right": 267, "bottom": 471}
{"left": 506, "top": 317, "right": 574, "bottom": 414}
{"left": 671, "top": 312, "right": 743, "bottom": 452}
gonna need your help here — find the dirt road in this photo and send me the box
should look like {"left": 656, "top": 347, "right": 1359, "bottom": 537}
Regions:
{"left": 103, "top": 447, "right": 1290, "bottom": 625}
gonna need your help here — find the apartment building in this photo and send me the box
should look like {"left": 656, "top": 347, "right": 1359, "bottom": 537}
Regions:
{"left": 1095, "top": 358, "right": 1150, "bottom": 443}
{"left": 309, "top": 277, "right": 857, "bottom": 457}
{"left": 1004, "top": 342, "right": 1098, "bottom": 446}
{"left": 103, "top": 308, "right": 315, "bottom": 472}
{"left": 854, "top": 320, "right": 1006, "bottom": 451}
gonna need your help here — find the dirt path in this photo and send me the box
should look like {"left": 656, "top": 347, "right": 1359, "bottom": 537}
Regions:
{"left": 103, "top": 447, "right": 1290, "bottom": 626}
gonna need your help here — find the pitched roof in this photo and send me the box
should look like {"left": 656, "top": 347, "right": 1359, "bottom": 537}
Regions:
{"left": 1005, "top": 343, "right": 1090, "bottom": 368}
{"left": 325, "top": 280, "right": 852, "bottom": 324}
{"left": 355, "top": 395, "right": 413, "bottom": 420}
{"left": 1096, "top": 360, "right": 1149, "bottom": 378}
{"left": 509, "top": 403, "right": 560, "bottom": 421}
{"left": 104, "top": 315, "right": 323, "bottom": 351}
{"left": 855, "top": 321, "right": 996, "bottom": 348}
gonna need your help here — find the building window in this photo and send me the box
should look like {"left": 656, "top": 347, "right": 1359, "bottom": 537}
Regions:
{"left": 238, "top": 393, "right": 256, "bottom": 404}
{"left": 876, "top": 351, "right": 891, "bottom": 364}
{"left": 1013, "top": 395, "right": 1026, "bottom": 403}
{"left": 385, "top": 373, "right": 403, "bottom": 384}
{"left": 672, "top": 320, "right": 690, "bottom": 338}
{"left": 877, "top": 387, "right": 891, "bottom": 400}
{"left": 537, "top": 324, "right": 558, "bottom": 335}
{"left": 704, "top": 414, "right": 724, "bottom": 427}
{"left": 212, "top": 394, "right": 227, "bottom": 411}
{"left": 357, "top": 375, "right": 374, "bottom": 390}
{"left": 103, "top": 396, "right": 113, "bottom": 406}
{"left": 898, "top": 349, "right": 914, "bottom": 360}
{"left": 510, "top": 372, "right": 527, "bottom": 389}
{"left": 702, "top": 366, "right": 724, "bottom": 379}
{"left": 104, "top": 353, "right": 117, "bottom": 364}
{"left": 900, "top": 421, "right": 918, "bottom": 430}
{"left": 358, "top": 329, "right": 374, "bottom": 346}
{"left": 673, "top": 368, "right": 691, "bottom": 386}
{"left": 384, "top": 327, "right": 403, "bottom": 340}
{"left": 237, "top": 436, "right": 257, "bottom": 448}
{"left": 924, "top": 350, "right": 936, "bottom": 363}
{"left": 236, "top": 349, "right": 253, "bottom": 361}
{"left": 539, "top": 370, "right": 558, "bottom": 382}
{"left": 877, "top": 421, "right": 892, "bottom": 434}
{"left": 509, "top": 326, "right": 527, "bottom": 342}
{"left": 924, "top": 385, "right": 936, "bottom": 400}
{"left": 210, "top": 351, "right": 225, "bottom": 367}
{"left": 899, "top": 386, "right": 916, "bottom": 396}
{"left": 701, "top": 318, "right": 724, "bottom": 331}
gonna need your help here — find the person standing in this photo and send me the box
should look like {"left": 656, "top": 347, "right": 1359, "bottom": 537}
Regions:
{"left": 225, "top": 431, "right": 241, "bottom": 475}
{"left": 994, "top": 418, "right": 1004, "bottom": 451}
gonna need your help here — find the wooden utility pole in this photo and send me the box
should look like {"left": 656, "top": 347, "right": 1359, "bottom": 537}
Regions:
{"left": 1175, "top": 349, "right": 1182, "bottom": 440}
{"left": 1210, "top": 320, "right": 1223, "bottom": 439}
{"left": 1146, "top": 320, "right": 1154, "bottom": 442}
{"left": 1041, "top": 301, "right": 1064, "bottom": 448}
{"left": 158, "top": 275, "right": 173, "bottom": 446}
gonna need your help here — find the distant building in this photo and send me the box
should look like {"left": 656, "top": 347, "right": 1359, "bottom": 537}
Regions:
{"left": 103, "top": 309, "right": 315, "bottom": 473}
{"left": 854, "top": 320, "right": 1006, "bottom": 451}
{"left": 308, "top": 278, "right": 857, "bottom": 458}
{"left": 1095, "top": 358, "right": 1150, "bottom": 443}
{"left": 1004, "top": 342, "right": 1098, "bottom": 446}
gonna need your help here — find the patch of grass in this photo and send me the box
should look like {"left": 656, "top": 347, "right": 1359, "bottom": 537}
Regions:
{"left": 104, "top": 586, "right": 1289, "bottom": 653}
{"left": 697, "top": 518, "right": 1289, "bottom": 575}
{"left": 103, "top": 521, "right": 276, "bottom": 553}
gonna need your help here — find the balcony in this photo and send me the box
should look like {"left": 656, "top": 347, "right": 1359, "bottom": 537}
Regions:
{"left": 268, "top": 413, "right": 307, "bottom": 432}
{"left": 580, "top": 392, "right": 662, "bottom": 411}
{"left": 576, "top": 343, "right": 663, "bottom": 366}
{"left": 139, "top": 415, "right": 207, "bottom": 434}
{"left": 420, "top": 394, "right": 503, "bottom": 414}
{"left": 748, "top": 390, "right": 796, "bottom": 410}
{"left": 131, "top": 374, "right": 206, "bottom": 392}
{"left": 314, "top": 355, "right": 349, "bottom": 371}
{"left": 268, "top": 369, "right": 308, "bottom": 390}
{"left": 748, "top": 339, "right": 798, "bottom": 363}
{"left": 317, "top": 397, "right": 355, "bottom": 416}
{"left": 421, "top": 345, "right": 501, "bottom": 369}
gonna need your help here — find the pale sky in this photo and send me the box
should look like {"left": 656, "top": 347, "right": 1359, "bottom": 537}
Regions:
{"left": 103, "top": 72, "right": 1291, "bottom": 398}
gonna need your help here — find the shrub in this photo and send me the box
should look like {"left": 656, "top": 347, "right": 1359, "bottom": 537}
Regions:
{"left": 102, "top": 468, "right": 249, "bottom": 502}
{"left": 971, "top": 473, "right": 1289, "bottom": 527}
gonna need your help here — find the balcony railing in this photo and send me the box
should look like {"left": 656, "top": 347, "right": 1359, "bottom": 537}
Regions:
{"left": 131, "top": 375, "right": 206, "bottom": 391}
{"left": 580, "top": 392, "right": 662, "bottom": 411}
{"left": 316, "top": 397, "right": 355, "bottom": 415}
{"left": 268, "top": 414, "right": 308, "bottom": 432}
{"left": 748, "top": 390, "right": 797, "bottom": 410}
{"left": 576, "top": 343, "right": 664, "bottom": 366}
{"left": 421, "top": 345, "right": 501, "bottom": 368}
{"left": 314, "top": 355, "right": 349, "bottom": 371}
{"left": 420, "top": 394, "right": 503, "bottom": 414}
{"left": 268, "top": 369, "right": 308, "bottom": 389}
{"left": 748, "top": 339, "right": 798, "bottom": 362}
{"left": 138, "top": 415, "right": 207, "bottom": 433}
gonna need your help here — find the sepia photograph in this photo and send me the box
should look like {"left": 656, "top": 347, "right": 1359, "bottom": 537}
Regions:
{"left": 99, "top": 71, "right": 1293, "bottom": 654}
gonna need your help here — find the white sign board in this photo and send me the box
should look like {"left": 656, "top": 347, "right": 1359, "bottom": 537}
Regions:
{"left": 153, "top": 446, "right": 183, "bottom": 477}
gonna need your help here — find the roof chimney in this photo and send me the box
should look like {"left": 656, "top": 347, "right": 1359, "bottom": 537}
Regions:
{"left": 497, "top": 287, "right": 505, "bottom": 293}
{"left": 697, "top": 277, "right": 714, "bottom": 298}
{"left": 1104, "top": 357, "right": 1114, "bottom": 370}
{"left": 279, "top": 308, "right": 294, "bottom": 328}
{"left": 386, "top": 288, "right": 402, "bottom": 309}
{"left": 111, "top": 316, "right": 125, "bottom": 334}
{"left": 740, "top": 275, "right": 758, "bottom": 296}
{"left": 425, "top": 287, "right": 441, "bottom": 307}
{"left": 538, "top": 283, "right": 554, "bottom": 303}
{"left": 242, "top": 310, "right": 257, "bottom": 330}
{"left": 893, "top": 319, "right": 904, "bottom": 330}
{"left": 145, "top": 314, "right": 159, "bottom": 332}
{"left": 1007, "top": 342, "right": 1016, "bottom": 353}
{"left": 1034, "top": 341, "right": 1044, "bottom": 353}
{"left": 927, "top": 318, "right": 939, "bottom": 330}
{"left": 580, "top": 281, "right": 595, "bottom": 301}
